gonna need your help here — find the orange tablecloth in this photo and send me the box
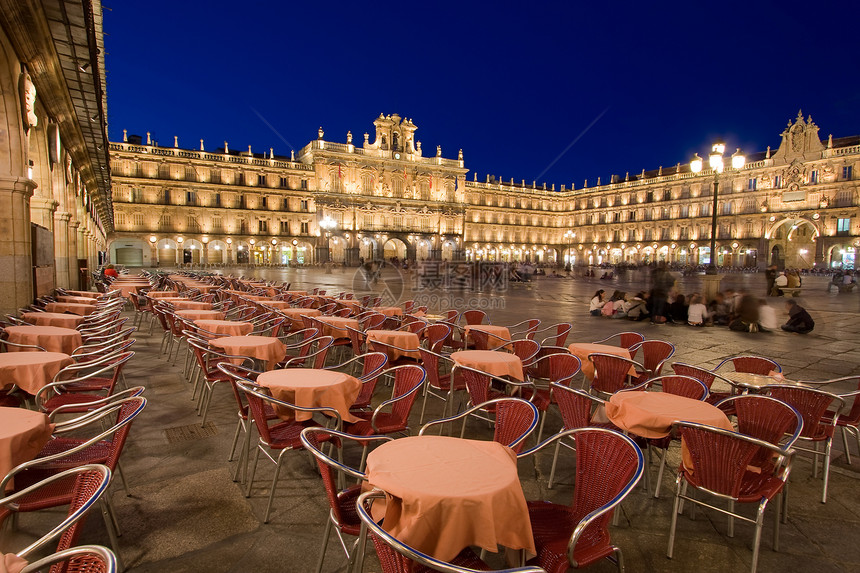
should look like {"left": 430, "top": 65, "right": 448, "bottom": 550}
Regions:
{"left": 44, "top": 302, "right": 96, "bottom": 316}
{"left": 257, "top": 368, "right": 362, "bottom": 423}
{"left": 365, "top": 435, "right": 535, "bottom": 561}
{"left": 194, "top": 320, "right": 253, "bottom": 336}
{"left": 0, "top": 352, "right": 72, "bottom": 395}
{"left": 275, "top": 307, "right": 322, "bottom": 329}
{"left": 372, "top": 306, "right": 403, "bottom": 317}
{"left": 4, "top": 326, "right": 82, "bottom": 355}
{"left": 62, "top": 290, "right": 102, "bottom": 299}
{"left": 335, "top": 299, "right": 361, "bottom": 309}
{"left": 55, "top": 295, "right": 98, "bottom": 305}
{"left": 316, "top": 316, "right": 359, "bottom": 339}
{"left": 110, "top": 283, "right": 151, "bottom": 298}
{"left": 464, "top": 325, "right": 512, "bottom": 350}
{"left": 285, "top": 290, "right": 308, "bottom": 296}
{"left": 568, "top": 343, "right": 635, "bottom": 381}
{"left": 1, "top": 553, "right": 27, "bottom": 573}
{"left": 147, "top": 291, "right": 182, "bottom": 298}
{"left": 0, "top": 407, "right": 54, "bottom": 491}
{"left": 22, "top": 312, "right": 85, "bottom": 328}
{"left": 173, "top": 309, "right": 226, "bottom": 321}
{"left": 606, "top": 391, "right": 734, "bottom": 468}
{"left": 211, "top": 336, "right": 287, "bottom": 370}
{"left": 168, "top": 300, "right": 214, "bottom": 311}
{"left": 366, "top": 330, "right": 420, "bottom": 359}
{"left": 262, "top": 300, "right": 293, "bottom": 309}
{"left": 451, "top": 350, "right": 524, "bottom": 381}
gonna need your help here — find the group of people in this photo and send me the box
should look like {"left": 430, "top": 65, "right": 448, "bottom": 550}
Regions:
{"left": 589, "top": 286, "right": 815, "bottom": 334}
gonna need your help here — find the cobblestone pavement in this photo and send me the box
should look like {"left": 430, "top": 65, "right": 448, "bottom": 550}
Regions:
{"left": 3, "top": 267, "right": 858, "bottom": 573}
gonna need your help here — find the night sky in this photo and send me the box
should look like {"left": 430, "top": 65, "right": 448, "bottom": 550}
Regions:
{"left": 105, "top": 0, "right": 860, "bottom": 189}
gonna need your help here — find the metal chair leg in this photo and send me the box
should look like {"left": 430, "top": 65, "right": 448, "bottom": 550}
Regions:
{"left": 316, "top": 513, "right": 334, "bottom": 573}
{"left": 263, "top": 458, "right": 285, "bottom": 523}
{"left": 822, "top": 437, "right": 833, "bottom": 503}
{"left": 548, "top": 439, "right": 562, "bottom": 490}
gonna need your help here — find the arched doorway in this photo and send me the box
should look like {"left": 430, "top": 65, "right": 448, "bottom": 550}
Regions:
{"left": 770, "top": 245, "right": 781, "bottom": 267}
{"left": 207, "top": 240, "right": 227, "bottom": 264}
{"left": 416, "top": 239, "right": 431, "bottom": 260}
{"left": 236, "top": 241, "right": 250, "bottom": 264}
{"left": 383, "top": 238, "right": 407, "bottom": 261}
{"left": 156, "top": 238, "right": 177, "bottom": 266}
{"left": 184, "top": 239, "right": 203, "bottom": 264}
{"left": 441, "top": 240, "right": 456, "bottom": 261}
{"left": 330, "top": 236, "right": 346, "bottom": 263}
{"left": 829, "top": 244, "right": 856, "bottom": 269}
{"left": 359, "top": 237, "right": 377, "bottom": 262}
{"left": 110, "top": 238, "right": 147, "bottom": 267}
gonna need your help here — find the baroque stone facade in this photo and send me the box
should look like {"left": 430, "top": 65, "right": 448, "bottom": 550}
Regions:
{"left": 109, "top": 111, "right": 860, "bottom": 270}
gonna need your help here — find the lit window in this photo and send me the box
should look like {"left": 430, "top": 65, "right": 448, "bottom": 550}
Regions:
{"left": 843, "top": 166, "right": 854, "bottom": 180}
{"left": 837, "top": 218, "right": 851, "bottom": 233}
{"left": 773, "top": 175, "right": 782, "bottom": 188}
{"left": 809, "top": 170, "right": 818, "bottom": 184}
{"left": 747, "top": 178, "right": 757, "bottom": 190}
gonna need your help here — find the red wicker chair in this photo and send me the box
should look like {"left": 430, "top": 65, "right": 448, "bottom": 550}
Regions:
{"left": 716, "top": 355, "right": 782, "bottom": 375}
{"left": 417, "top": 348, "right": 463, "bottom": 423}
{"left": 628, "top": 340, "right": 675, "bottom": 383}
{"left": 535, "top": 322, "right": 572, "bottom": 347}
{"left": 588, "top": 353, "right": 650, "bottom": 397}
{"left": 591, "top": 332, "right": 645, "bottom": 358}
{"left": 462, "top": 309, "right": 488, "bottom": 325}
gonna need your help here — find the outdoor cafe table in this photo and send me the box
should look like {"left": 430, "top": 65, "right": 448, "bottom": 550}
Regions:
{"left": 55, "top": 295, "right": 99, "bottom": 305}
{"left": 0, "top": 352, "right": 72, "bottom": 395}
{"left": 3, "top": 326, "right": 82, "bottom": 355}
{"left": 44, "top": 302, "right": 96, "bottom": 316}
{"left": 169, "top": 300, "right": 214, "bottom": 311}
{"left": 147, "top": 291, "right": 183, "bottom": 298}
{"left": 371, "top": 306, "right": 403, "bottom": 317}
{"left": 463, "top": 325, "right": 512, "bottom": 350}
{"left": 722, "top": 371, "right": 806, "bottom": 392}
{"left": 275, "top": 307, "right": 322, "bottom": 329}
{"left": 366, "top": 330, "right": 420, "bottom": 360}
{"left": 257, "top": 368, "right": 362, "bottom": 423}
{"left": 22, "top": 312, "right": 84, "bottom": 329}
{"left": 193, "top": 319, "right": 253, "bottom": 336}
{"left": 61, "top": 290, "right": 101, "bottom": 299}
{"left": 211, "top": 336, "right": 286, "bottom": 371}
{"left": 451, "top": 350, "right": 524, "bottom": 381}
{"left": 260, "top": 300, "right": 293, "bottom": 310}
{"left": 316, "top": 316, "right": 359, "bottom": 339}
{"left": 568, "top": 342, "right": 636, "bottom": 381}
{"left": 364, "top": 435, "right": 535, "bottom": 561}
{"left": 173, "top": 309, "right": 225, "bottom": 321}
{"left": 110, "top": 282, "right": 150, "bottom": 298}
{"left": 0, "top": 407, "right": 54, "bottom": 491}
{"left": 605, "top": 391, "right": 734, "bottom": 468}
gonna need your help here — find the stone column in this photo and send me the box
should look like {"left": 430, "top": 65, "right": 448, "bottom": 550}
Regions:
{"left": 0, "top": 177, "right": 36, "bottom": 314}
{"left": 150, "top": 241, "right": 158, "bottom": 267}
{"left": 53, "top": 211, "right": 71, "bottom": 288}
{"left": 29, "top": 196, "right": 57, "bottom": 230}
{"left": 68, "top": 221, "right": 80, "bottom": 289}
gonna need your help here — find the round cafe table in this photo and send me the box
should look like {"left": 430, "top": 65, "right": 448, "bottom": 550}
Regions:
{"left": 193, "top": 320, "right": 253, "bottom": 336}
{"left": 316, "top": 316, "right": 359, "bottom": 339}
{"left": 260, "top": 300, "right": 292, "bottom": 310}
{"left": 44, "top": 302, "right": 96, "bottom": 316}
{"left": 463, "top": 325, "right": 512, "bottom": 350}
{"left": 372, "top": 306, "right": 403, "bottom": 317}
{"left": 451, "top": 350, "right": 524, "bottom": 381}
{"left": 568, "top": 342, "right": 635, "bottom": 381}
{"left": 365, "top": 435, "right": 535, "bottom": 561}
{"left": 0, "top": 352, "right": 72, "bottom": 395}
{"left": 22, "top": 312, "right": 85, "bottom": 329}
{"left": 211, "top": 336, "right": 287, "bottom": 371}
{"left": 366, "top": 330, "right": 420, "bottom": 360}
{"left": 55, "top": 295, "right": 99, "bottom": 305}
{"left": 257, "top": 368, "right": 362, "bottom": 423}
{"left": 168, "top": 300, "right": 213, "bottom": 311}
{"left": 173, "top": 309, "right": 226, "bottom": 321}
{"left": 3, "top": 326, "right": 82, "bottom": 355}
{"left": 0, "top": 407, "right": 54, "bottom": 491}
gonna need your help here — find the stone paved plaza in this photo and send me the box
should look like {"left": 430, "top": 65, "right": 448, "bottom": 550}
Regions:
{"left": 4, "top": 267, "right": 859, "bottom": 572}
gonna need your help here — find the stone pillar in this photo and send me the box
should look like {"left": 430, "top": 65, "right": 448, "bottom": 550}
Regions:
{"left": 29, "top": 196, "right": 57, "bottom": 231}
{"left": 0, "top": 177, "right": 36, "bottom": 314}
{"left": 176, "top": 244, "right": 183, "bottom": 266}
{"left": 202, "top": 243, "right": 209, "bottom": 266}
{"left": 53, "top": 211, "right": 71, "bottom": 288}
{"left": 702, "top": 274, "right": 723, "bottom": 305}
{"left": 226, "top": 246, "right": 233, "bottom": 264}
{"left": 68, "top": 221, "right": 80, "bottom": 289}
{"left": 150, "top": 242, "right": 158, "bottom": 267}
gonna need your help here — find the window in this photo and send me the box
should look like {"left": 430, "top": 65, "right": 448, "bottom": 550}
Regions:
{"left": 280, "top": 221, "right": 290, "bottom": 234}
{"left": 680, "top": 205, "right": 689, "bottom": 218}
{"left": 115, "top": 212, "right": 127, "bottom": 227}
{"left": 186, "top": 191, "right": 196, "bottom": 205}
{"left": 258, "top": 174, "right": 267, "bottom": 186}
{"left": 837, "top": 218, "right": 851, "bottom": 235}
{"left": 809, "top": 170, "right": 818, "bottom": 184}
{"left": 239, "top": 194, "right": 246, "bottom": 209}
{"left": 258, "top": 220, "right": 268, "bottom": 233}
{"left": 279, "top": 177, "right": 288, "bottom": 188}
{"left": 836, "top": 190, "right": 854, "bottom": 207}
{"left": 701, "top": 203, "right": 710, "bottom": 217}
{"left": 722, "top": 202, "right": 733, "bottom": 215}
{"left": 627, "top": 229, "right": 636, "bottom": 241}
{"left": 130, "top": 188, "right": 141, "bottom": 202}
{"left": 187, "top": 216, "right": 200, "bottom": 232}
{"left": 261, "top": 196, "right": 268, "bottom": 208}
{"left": 163, "top": 189, "right": 171, "bottom": 204}
{"left": 132, "top": 213, "right": 144, "bottom": 227}
{"left": 158, "top": 214, "right": 171, "bottom": 230}
{"left": 282, "top": 198, "right": 290, "bottom": 210}
{"left": 239, "top": 219, "right": 248, "bottom": 234}
{"left": 212, "top": 217, "right": 223, "bottom": 232}
{"left": 300, "top": 200, "right": 308, "bottom": 211}
{"left": 214, "top": 193, "right": 221, "bottom": 207}
{"left": 643, "top": 228, "right": 653, "bottom": 241}
{"left": 185, "top": 166, "right": 195, "bottom": 181}
{"left": 300, "top": 221, "right": 309, "bottom": 234}
{"left": 300, "top": 179, "right": 308, "bottom": 190}
{"left": 237, "top": 172, "right": 245, "bottom": 185}
{"left": 629, "top": 210, "right": 636, "bottom": 221}
{"left": 843, "top": 166, "right": 854, "bottom": 180}
{"left": 747, "top": 178, "right": 757, "bottom": 191}
{"left": 773, "top": 175, "right": 782, "bottom": 188}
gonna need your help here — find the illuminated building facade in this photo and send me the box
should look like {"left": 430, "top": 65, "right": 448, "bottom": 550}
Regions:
{"left": 109, "top": 112, "right": 860, "bottom": 270}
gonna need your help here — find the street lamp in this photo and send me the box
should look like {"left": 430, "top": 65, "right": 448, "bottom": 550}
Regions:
{"left": 563, "top": 230, "right": 575, "bottom": 270}
{"left": 690, "top": 142, "right": 745, "bottom": 274}
{"left": 319, "top": 215, "right": 337, "bottom": 263}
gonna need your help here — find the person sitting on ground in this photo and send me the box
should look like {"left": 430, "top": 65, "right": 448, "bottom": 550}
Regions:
{"left": 687, "top": 294, "right": 710, "bottom": 326}
{"left": 758, "top": 299, "right": 778, "bottom": 331}
{"left": 708, "top": 292, "right": 731, "bottom": 326}
{"left": 781, "top": 299, "right": 815, "bottom": 334}
{"left": 589, "top": 289, "right": 606, "bottom": 316}
{"left": 611, "top": 291, "right": 628, "bottom": 319}
{"left": 624, "top": 291, "right": 649, "bottom": 321}
{"left": 729, "top": 294, "right": 762, "bottom": 332}
{"left": 772, "top": 271, "right": 788, "bottom": 296}
{"left": 668, "top": 293, "right": 688, "bottom": 324}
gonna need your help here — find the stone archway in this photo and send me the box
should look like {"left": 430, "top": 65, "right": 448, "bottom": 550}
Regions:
{"left": 383, "top": 237, "right": 407, "bottom": 261}
{"left": 156, "top": 238, "right": 177, "bottom": 266}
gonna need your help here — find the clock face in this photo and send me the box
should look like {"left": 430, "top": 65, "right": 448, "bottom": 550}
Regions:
{"left": 394, "top": 153, "right": 401, "bottom": 160}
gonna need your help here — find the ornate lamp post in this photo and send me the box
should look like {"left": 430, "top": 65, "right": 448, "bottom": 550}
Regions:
{"left": 690, "top": 142, "right": 745, "bottom": 274}
{"left": 564, "top": 229, "right": 575, "bottom": 270}
{"left": 319, "top": 215, "right": 337, "bottom": 264}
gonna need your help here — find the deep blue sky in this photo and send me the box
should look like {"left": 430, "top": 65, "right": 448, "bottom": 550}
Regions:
{"left": 105, "top": 0, "right": 860, "bottom": 189}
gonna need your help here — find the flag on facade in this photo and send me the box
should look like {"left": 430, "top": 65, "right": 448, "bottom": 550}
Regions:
{"left": 429, "top": 176, "right": 432, "bottom": 190}
{"left": 338, "top": 165, "right": 343, "bottom": 179}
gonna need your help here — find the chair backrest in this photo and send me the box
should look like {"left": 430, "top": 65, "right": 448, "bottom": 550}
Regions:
{"left": 361, "top": 313, "right": 387, "bottom": 331}
{"left": 355, "top": 490, "right": 545, "bottom": 573}
{"left": 510, "top": 339, "right": 540, "bottom": 368}
{"left": 543, "top": 322, "right": 572, "bottom": 347}
{"left": 592, "top": 332, "right": 645, "bottom": 353}
{"left": 349, "top": 352, "right": 389, "bottom": 408}
{"left": 20, "top": 545, "right": 117, "bottom": 573}
{"left": 716, "top": 355, "right": 782, "bottom": 375}
{"left": 384, "top": 365, "right": 426, "bottom": 425}
{"left": 526, "top": 346, "right": 573, "bottom": 381}
{"left": 629, "top": 340, "right": 675, "bottom": 375}
{"left": 670, "top": 362, "right": 717, "bottom": 390}
{"left": 715, "top": 394, "right": 803, "bottom": 466}
{"left": 238, "top": 381, "right": 343, "bottom": 441}
{"left": 459, "top": 366, "right": 493, "bottom": 405}
{"left": 217, "top": 362, "right": 262, "bottom": 421}
{"left": 675, "top": 421, "right": 791, "bottom": 499}
{"left": 423, "top": 324, "right": 450, "bottom": 353}
{"left": 552, "top": 384, "right": 603, "bottom": 431}
{"left": 417, "top": 348, "right": 448, "bottom": 391}
{"left": 765, "top": 385, "right": 844, "bottom": 440}
{"left": 589, "top": 353, "right": 647, "bottom": 395}
{"left": 462, "top": 310, "right": 487, "bottom": 325}
{"left": 652, "top": 375, "right": 708, "bottom": 401}
{"left": 493, "top": 398, "right": 540, "bottom": 453}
